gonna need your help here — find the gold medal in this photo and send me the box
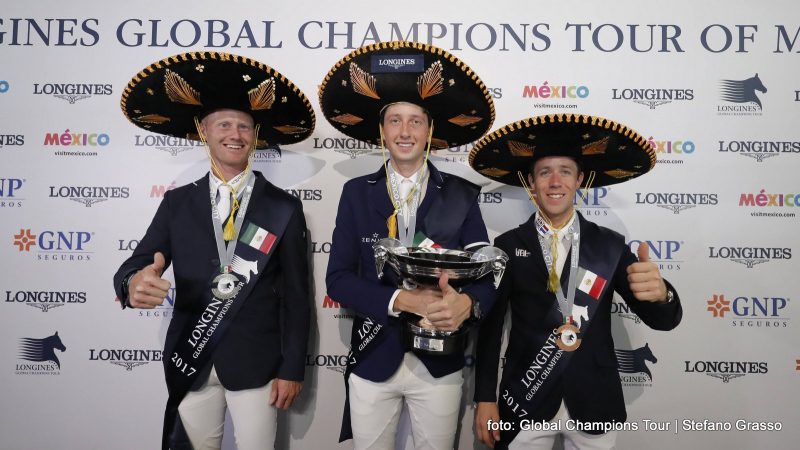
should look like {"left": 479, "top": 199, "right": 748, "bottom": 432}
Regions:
{"left": 556, "top": 323, "right": 581, "bottom": 352}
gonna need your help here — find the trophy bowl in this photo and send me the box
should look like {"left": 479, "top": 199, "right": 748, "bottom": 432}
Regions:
{"left": 373, "top": 238, "right": 508, "bottom": 355}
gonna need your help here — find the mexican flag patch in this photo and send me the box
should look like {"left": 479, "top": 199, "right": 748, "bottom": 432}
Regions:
{"left": 413, "top": 231, "right": 441, "bottom": 248}
{"left": 240, "top": 222, "right": 277, "bottom": 254}
{"left": 577, "top": 267, "right": 606, "bottom": 300}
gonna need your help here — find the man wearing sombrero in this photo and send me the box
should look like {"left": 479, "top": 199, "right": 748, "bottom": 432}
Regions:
{"left": 113, "top": 52, "right": 315, "bottom": 450}
{"left": 470, "top": 114, "right": 683, "bottom": 449}
{"left": 321, "top": 41, "right": 497, "bottom": 449}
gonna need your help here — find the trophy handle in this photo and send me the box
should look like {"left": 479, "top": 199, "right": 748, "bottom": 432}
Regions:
{"left": 373, "top": 238, "right": 405, "bottom": 279}
{"left": 472, "top": 246, "right": 509, "bottom": 288}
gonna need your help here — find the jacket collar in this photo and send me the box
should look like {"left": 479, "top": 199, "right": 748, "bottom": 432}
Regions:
{"left": 367, "top": 160, "right": 445, "bottom": 219}
{"left": 366, "top": 159, "right": 445, "bottom": 188}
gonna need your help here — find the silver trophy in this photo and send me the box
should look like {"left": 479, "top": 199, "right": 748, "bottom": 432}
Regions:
{"left": 373, "top": 238, "right": 508, "bottom": 355}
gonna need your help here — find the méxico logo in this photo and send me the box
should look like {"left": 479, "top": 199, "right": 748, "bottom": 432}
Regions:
{"left": 616, "top": 344, "right": 657, "bottom": 386}
{"left": 706, "top": 293, "right": 789, "bottom": 328}
{"left": 684, "top": 360, "right": 767, "bottom": 383}
{"left": 321, "top": 295, "right": 353, "bottom": 319}
{"left": 708, "top": 246, "right": 791, "bottom": 268}
{"left": 648, "top": 136, "right": 695, "bottom": 165}
{"left": 717, "top": 73, "right": 766, "bottom": 116}
{"left": 739, "top": 189, "right": 798, "bottom": 219}
{"left": 12, "top": 228, "right": 93, "bottom": 261}
{"left": 89, "top": 348, "right": 162, "bottom": 371}
{"left": 15, "top": 332, "right": 66, "bottom": 375}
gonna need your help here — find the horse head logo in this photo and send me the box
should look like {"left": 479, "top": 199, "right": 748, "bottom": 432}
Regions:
{"left": 231, "top": 255, "right": 259, "bottom": 283}
{"left": 615, "top": 343, "right": 657, "bottom": 381}
{"left": 720, "top": 73, "right": 767, "bottom": 109}
{"left": 570, "top": 304, "right": 590, "bottom": 329}
{"left": 19, "top": 331, "right": 67, "bottom": 369}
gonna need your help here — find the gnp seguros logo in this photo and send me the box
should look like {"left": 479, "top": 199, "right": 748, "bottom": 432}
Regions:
{"left": 12, "top": 228, "right": 93, "bottom": 261}
{"left": 0, "top": 177, "right": 25, "bottom": 208}
{"left": 706, "top": 293, "right": 789, "bottom": 328}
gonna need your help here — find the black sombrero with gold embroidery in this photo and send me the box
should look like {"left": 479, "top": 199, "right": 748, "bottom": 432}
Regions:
{"left": 121, "top": 52, "right": 315, "bottom": 148}
{"left": 469, "top": 114, "right": 656, "bottom": 188}
{"left": 318, "top": 41, "right": 494, "bottom": 150}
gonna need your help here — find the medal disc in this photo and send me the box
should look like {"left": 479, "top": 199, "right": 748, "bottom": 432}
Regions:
{"left": 556, "top": 323, "right": 581, "bottom": 352}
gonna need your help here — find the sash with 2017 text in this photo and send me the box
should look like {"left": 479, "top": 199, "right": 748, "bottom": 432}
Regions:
{"left": 161, "top": 209, "right": 293, "bottom": 450}
{"left": 494, "top": 233, "right": 622, "bottom": 449}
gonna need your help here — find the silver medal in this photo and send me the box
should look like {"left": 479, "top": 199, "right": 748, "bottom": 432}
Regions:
{"left": 211, "top": 273, "right": 240, "bottom": 300}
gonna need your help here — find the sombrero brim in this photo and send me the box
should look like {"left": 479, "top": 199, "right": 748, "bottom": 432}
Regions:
{"left": 469, "top": 114, "right": 655, "bottom": 188}
{"left": 318, "top": 41, "right": 494, "bottom": 149}
{"left": 120, "top": 52, "right": 315, "bottom": 148}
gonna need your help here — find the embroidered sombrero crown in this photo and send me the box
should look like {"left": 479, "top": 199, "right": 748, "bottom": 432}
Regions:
{"left": 318, "top": 41, "right": 495, "bottom": 149}
{"left": 469, "top": 114, "right": 656, "bottom": 187}
{"left": 120, "top": 51, "right": 315, "bottom": 148}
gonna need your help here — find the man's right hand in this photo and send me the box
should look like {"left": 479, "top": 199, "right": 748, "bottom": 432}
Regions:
{"left": 476, "top": 401, "right": 501, "bottom": 448}
{"left": 128, "top": 252, "right": 171, "bottom": 309}
{"left": 392, "top": 287, "right": 443, "bottom": 318}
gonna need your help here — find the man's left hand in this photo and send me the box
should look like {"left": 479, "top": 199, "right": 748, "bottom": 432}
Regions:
{"left": 627, "top": 243, "right": 669, "bottom": 303}
{"left": 425, "top": 273, "right": 472, "bottom": 331}
{"left": 269, "top": 379, "right": 303, "bottom": 410}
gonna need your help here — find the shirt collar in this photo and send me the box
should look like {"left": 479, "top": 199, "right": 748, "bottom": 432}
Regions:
{"left": 535, "top": 211, "right": 576, "bottom": 240}
{"left": 209, "top": 170, "right": 247, "bottom": 196}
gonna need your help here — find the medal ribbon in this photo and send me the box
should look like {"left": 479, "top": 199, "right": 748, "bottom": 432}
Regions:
{"left": 210, "top": 172, "right": 255, "bottom": 272}
{"left": 535, "top": 213, "right": 580, "bottom": 325}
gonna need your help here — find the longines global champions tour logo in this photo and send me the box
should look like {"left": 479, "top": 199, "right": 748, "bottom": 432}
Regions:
{"left": 15, "top": 332, "right": 66, "bottom": 375}
{"left": 717, "top": 73, "right": 767, "bottom": 116}
{"left": 616, "top": 344, "right": 657, "bottom": 387}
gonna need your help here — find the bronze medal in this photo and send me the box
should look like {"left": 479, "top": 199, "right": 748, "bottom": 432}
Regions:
{"left": 556, "top": 323, "right": 581, "bottom": 352}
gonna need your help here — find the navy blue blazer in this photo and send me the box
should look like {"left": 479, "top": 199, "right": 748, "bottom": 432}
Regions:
{"left": 114, "top": 171, "right": 310, "bottom": 390}
{"left": 474, "top": 212, "right": 682, "bottom": 428}
{"left": 326, "top": 162, "right": 496, "bottom": 381}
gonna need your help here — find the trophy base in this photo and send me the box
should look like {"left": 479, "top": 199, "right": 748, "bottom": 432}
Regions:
{"left": 400, "top": 313, "right": 468, "bottom": 355}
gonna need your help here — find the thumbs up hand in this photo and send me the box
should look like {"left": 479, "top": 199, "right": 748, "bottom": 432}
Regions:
{"left": 128, "top": 252, "right": 172, "bottom": 309}
{"left": 626, "top": 243, "right": 668, "bottom": 303}
{"left": 426, "top": 272, "right": 473, "bottom": 331}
